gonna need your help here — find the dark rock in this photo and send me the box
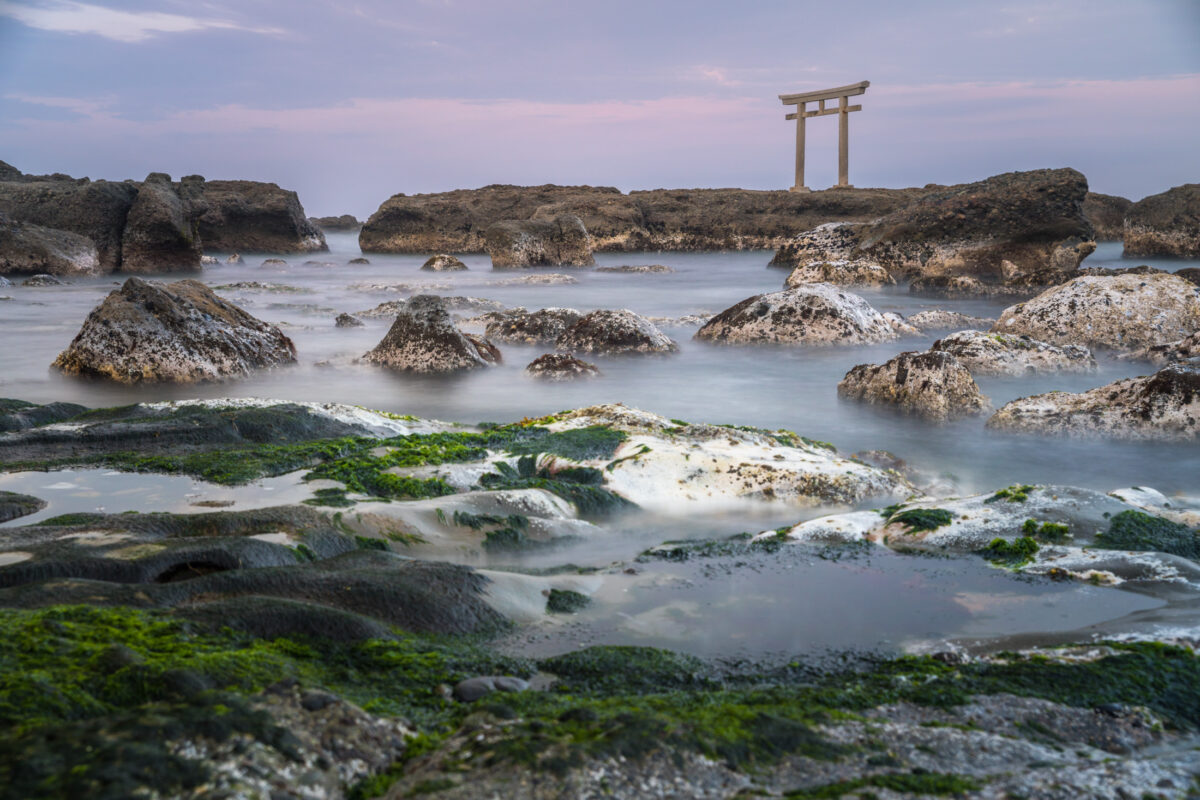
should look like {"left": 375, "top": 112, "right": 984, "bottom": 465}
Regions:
{"left": 695, "top": 284, "right": 896, "bottom": 346}
{"left": 0, "top": 490, "right": 45, "bottom": 523}
{"left": 347, "top": 257, "right": 370, "bottom": 265}
{"left": 0, "top": 399, "right": 87, "bottom": 432}
{"left": 453, "top": 676, "right": 530, "bottom": 702}
{"left": 199, "top": 180, "right": 327, "bottom": 253}
{"left": 485, "top": 307, "right": 582, "bottom": 344}
{"left": 557, "top": 310, "right": 678, "bottom": 355}
{"left": 485, "top": 214, "right": 595, "bottom": 268}
{"left": 1083, "top": 192, "right": 1133, "bottom": 240}
{"left": 594, "top": 264, "right": 674, "bottom": 273}
{"left": 120, "top": 173, "right": 206, "bottom": 273}
{"left": 421, "top": 254, "right": 468, "bottom": 271}
{"left": 335, "top": 313, "right": 364, "bottom": 328}
{"left": 362, "top": 294, "right": 500, "bottom": 373}
{"left": 1175, "top": 268, "right": 1200, "bottom": 286}
{"left": 838, "top": 350, "right": 991, "bottom": 422}
{"left": 1124, "top": 184, "right": 1200, "bottom": 257}
{"left": 21, "top": 273, "right": 64, "bottom": 286}
{"left": 52, "top": 277, "right": 296, "bottom": 383}
{"left": 309, "top": 214, "right": 360, "bottom": 231}
{"left": 0, "top": 211, "right": 101, "bottom": 276}
{"left": 262, "top": 258, "right": 288, "bottom": 266}
{"left": 525, "top": 353, "right": 601, "bottom": 381}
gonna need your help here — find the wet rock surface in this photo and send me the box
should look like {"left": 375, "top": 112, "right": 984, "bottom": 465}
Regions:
{"left": 1124, "top": 184, "right": 1200, "bottom": 257}
{"left": 0, "top": 490, "right": 44, "bottom": 523}
{"left": 422, "top": 253, "right": 468, "bottom": 271}
{"left": 525, "top": 353, "right": 600, "bottom": 381}
{"left": 837, "top": 350, "right": 991, "bottom": 422}
{"left": 992, "top": 273, "right": 1200, "bottom": 351}
{"left": 556, "top": 309, "right": 678, "bottom": 355}
{"left": 52, "top": 278, "right": 297, "bottom": 384}
{"left": 931, "top": 330, "right": 1098, "bottom": 376}
{"left": 783, "top": 258, "right": 896, "bottom": 288}
{"left": 696, "top": 283, "right": 898, "bottom": 346}
{"left": 0, "top": 211, "right": 101, "bottom": 277}
{"left": 362, "top": 294, "right": 501, "bottom": 372}
{"left": 485, "top": 214, "right": 595, "bottom": 268}
{"left": 198, "top": 179, "right": 328, "bottom": 253}
{"left": 486, "top": 307, "right": 582, "bottom": 344}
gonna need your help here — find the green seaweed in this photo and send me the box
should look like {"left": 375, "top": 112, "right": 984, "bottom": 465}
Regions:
{"left": 986, "top": 484, "right": 1037, "bottom": 503}
{"left": 982, "top": 536, "right": 1040, "bottom": 566}
{"left": 545, "top": 589, "right": 591, "bottom": 614}
{"left": 1094, "top": 510, "right": 1200, "bottom": 560}
{"left": 888, "top": 508, "right": 953, "bottom": 533}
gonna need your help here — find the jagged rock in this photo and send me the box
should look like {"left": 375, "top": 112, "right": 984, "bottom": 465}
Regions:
{"left": 261, "top": 258, "right": 287, "bottom": 267}
{"left": 199, "top": 180, "right": 327, "bottom": 253}
{"left": 486, "top": 307, "right": 582, "bottom": 344}
{"left": 931, "top": 330, "right": 1097, "bottom": 376}
{"left": 0, "top": 211, "right": 101, "bottom": 277}
{"left": 594, "top": 264, "right": 674, "bottom": 273}
{"left": 772, "top": 169, "right": 1095, "bottom": 290}
{"left": 992, "top": 274, "right": 1200, "bottom": 351}
{"left": 120, "top": 173, "right": 206, "bottom": 273}
{"left": 525, "top": 353, "right": 600, "bottom": 381}
{"left": 362, "top": 294, "right": 500, "bottom": 373}
{"left": 907, "top": 310, "right": 997, "bottom": 331}
{"left": 987, "top": 364, "right": 1200, "bottom": 441}
{"left": 837, "top": 350, "right": 991, "bottom": 422}
{"left": 783, "top": 259, "right": 895, "bottom": 288}
{"left": 225, "top": 253, "right": 242, "bottom": 264}
{"left": 557, "top": 310, "right": 677, "bottom": 355}
{"left": 309, "top": 214, "right": 360, "bottom": 230}
{"left": 1084, "top": 192, "right": 1133, "bottom": 240}
{"left": 335, "top": 313, "right": 364, "bottom": 328}
{"left": 421, "top": 254, "right": 468, "bottom": 271}
{"left": 695, "top": 284, "right": 897, "bottom": 346}
{"left": 52, "top": 277, "right": 296, "bottom": 384}
{"left": 1124, "top": 184, "right": 1200, "bottom": 257}
{"left": 348, "top": 257, "right": 370, "bottom": 265}
{"left": 485, "top": 214, "right": 595, "bottom": 268}
{"left": 1121, "top": 330, "right": 1200, "bottom": 366}
{"left": 21, "top": 274, "right": 64, "bottom": 286}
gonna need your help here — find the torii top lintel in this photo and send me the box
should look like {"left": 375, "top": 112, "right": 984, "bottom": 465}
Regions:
{"left": 778, "top": 80, "right": 869, "bottom": 106}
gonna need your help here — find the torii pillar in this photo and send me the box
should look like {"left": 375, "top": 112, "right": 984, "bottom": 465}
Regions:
{"left": 780, "top": 80, "right": 869, "bottom": 191}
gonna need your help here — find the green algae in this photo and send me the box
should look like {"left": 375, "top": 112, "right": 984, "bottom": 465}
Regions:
{"left": 986, "top": 484, "right": 1037, "bottom": 503}
{"left": 982, "top": 536, "right": 1040, "bottom": 566}
{"left": 888, "top": 508, "right": 953, "bottom": 533}
{"left": 1094, "top": 510, "right": 1200, "bottom": 560}
{"left": 545, "top": 589, "right": 590, "bottom": 614}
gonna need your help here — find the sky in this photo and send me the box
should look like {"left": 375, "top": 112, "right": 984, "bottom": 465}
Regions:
{"left": 1, "top": 1, "right": 1198, "bottom": 218}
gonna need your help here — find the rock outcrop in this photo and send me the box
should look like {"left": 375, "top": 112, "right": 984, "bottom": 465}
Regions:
{"left": 557, "top": 310, "right": 677, "bottom": 355}
{"left": 485, "top": 307, "right": 583, "bottom": 344}
{"left": 119, "top": 173, "right": 206, "bottom": 273}
{"left": 906, "top": 309, "right": 996, "bottom": 332}
{"left": 783, "top": 259, "right": 895, "bottom": 288}
{"left": 837, "top": 351, "right": 991, "bottom": 422}
{"left": 1123, "top": 184, "right": 1200, "bottom": 257}
{"left": 421, "top": 254, "right": 468, "bottom": 271}
{"left": 987, "top": 364, "right": 1200, "bottom": 441}
{"left": 199, "top": 180, "right": 327, "bottom": 253}
{"left": 992, "top": 274, "right": 1200, "bottom": 351}
{"left": 52, "top": 278, "right": 297, "bottom": 383}
{"left": 771, "top": 169, "right": 1095, "bottom": 292}
{"left": 362, "top": 295, "right": 500, "bottom": 373}
{"left": 0, "top": 211, "right": 101, "bottom": 277}
{"left": 309, "top": 214, "right": 360, "bottom": 230}
{"left": 485, "top": 214, "right": 595, "bottom": 268}
{"left": 525, "top": 353, "right": 600, "bottom": 381}
{"left": 931, "top": 330, "right": 1097, "bottom": 376}
{"left": 695, "top": 284, "right": 897, "bottom": 346}
{"left": 359, "top": 184, "right": 932, "bottom": 254}
{"left": 1083, "top": 192, "right": 1133, "bottom": 241}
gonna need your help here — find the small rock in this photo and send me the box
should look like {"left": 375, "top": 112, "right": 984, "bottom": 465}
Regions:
{"left": 485, "top": 214, "right": 594, "bottom": 268}
{"left": 335, "top": 313, "right": 364, "bottom": 328}
{"left": 557, "top": 309, "right": 678, "bottom": 355}
{"left": 486, "top": 307, "right": 582, "bottom": 344}
{"left": 262, "top": 258, "right": 288, "bottom": 267}
{"left": 362, "top": 294, "right": 501, "bottom": 373}
{"left": 594, "top": 264, "right": 674, "bottom": 274}
{"left": 453, "top": 676, "right": 530, "bottom": 703}
{"left": 784, "top": 259, "right": 895, "bottom": 288}
{"left": 838, "top": 350, "right": 991, "bottom": 422}
{"left": 907, "top": 309, "right": 997, "bottom": 331}
{"left": 421, "top": 254, "right": 468, "bottom": 271}
{"left": 21, "top": 274, "right": 64, "bottom": 286}
{"left": 526, "top": 353, "right": 600, "bottom": 381}
{"left": 200, "top": 255, "right": 219, "bottom": 265}
{"left": 348, "top": 257, "right": 370, "bottom": 265}
{"left": 225, "top": 253, "right": 243, "bottom": 264}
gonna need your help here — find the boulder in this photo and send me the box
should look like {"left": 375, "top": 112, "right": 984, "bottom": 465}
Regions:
{"left": 119, "top": 173, "right": 205, "bottom": 273}
{"left": 931, "top": 330, "right": 1097, "bottom": 376}
{"left": 421, "top": 254, "right": 468, "bottom": 271}
{"left": 484, "top": 214, "right": 595, "bottom": 268}
{"left": 1123, "top": 184, "right": 1200, "bottom": 257}
{"left": 0, "top": 211, "right": 101, "bottom": 276}
{"left": 335, "top": 313, "right": 364, "bottom": 328}
{"left": 771, "top": 169, "right": 1095, "bottom": 290}
{"left": 22, "top": 274, "right": 63, "bottom": 286}
{"left": 783, "top": 259, "right": 895, "bottom": 288}
{"left": 485, "top": 307, "right": 582, "bottom": 344}
{"left": 198, "top": 180, "right": 327, "bottom": 253}
{"left": 992, "top": 274, "right": 1200, "bottom": 351}
{"left": 309, "top": 214, "right": 360, "bottom": 230}
{"left": 695, "top": 284, "right": 897, "bottom": 346}
{"left": 1120, "top": 330, "right": 1200, "bottom": 366}
{"left": 362, "top": 294, "right": 500, "bottom": 373}
{"left": 837, "top": 350, "right": 991, "bottom": 422}
{"left": 1083, "top": 192, "right": 1133, "bottom": 241}
{"left": 525, "top": 353, "right": 601, "bottom": 381}
{"left": 52, "top": 277, "right": 296, "bottom": 384}
{"left": 906, "top": 310, "right": 996, "bottom": 332}
{"left": 987, "top": 364, "right": 1200, "bottom": 441}
{"left": 557, "top": 310, "right": 678, "bottom": 355}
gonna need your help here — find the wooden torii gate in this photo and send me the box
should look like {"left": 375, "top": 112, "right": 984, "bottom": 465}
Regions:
{"left": 780, "top": 80, "right": 869, "bottom": 192}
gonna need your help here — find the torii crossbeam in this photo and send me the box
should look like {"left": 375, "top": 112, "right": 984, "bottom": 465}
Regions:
{"left": 780, "top": 80, "right": 869, "bottom": 192}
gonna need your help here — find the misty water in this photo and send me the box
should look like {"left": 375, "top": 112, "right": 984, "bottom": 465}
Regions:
{"left": 1, "top": 235, "right": 1197, "bottom": 657}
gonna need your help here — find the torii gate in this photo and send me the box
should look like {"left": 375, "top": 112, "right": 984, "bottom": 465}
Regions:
{"left": 780, "top": 80, "right": 869, "bottom": 192}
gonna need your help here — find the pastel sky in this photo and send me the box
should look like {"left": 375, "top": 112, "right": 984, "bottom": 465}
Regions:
{"left": 1, "top": 0, "right": 1198, "bottom": 217}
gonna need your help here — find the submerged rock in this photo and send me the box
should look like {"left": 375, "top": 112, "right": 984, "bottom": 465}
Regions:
{"left": 485, "top": 214, "right": 595, "bottom": 268}
{"left": 992, "top": 273, "right": 1200, "bottom": 351}
{"left": 907, "top": 309, "right": 997, "bottom": 332}
{"left": 557, "top": 310, "right": 678, "bottom": 355}
{"left": 486, "top": 307, "right": 582, "bottom": 344}
{"left": 52, "top": 277, "right": 296, "bottom": 384}
{"left": 987, "top": 364, "right": 1200, "bottom": 441}
{"left": 931, "top": 330, "right": 1097, "bottom": 376}
{"left": 261, "top": 258, "right": 288, "bottom": 267}
{"left": 525, "top": 353, "right": 600, "bottom": 381}
{"left": 348, "top": 256, "right": 370, "bottom": 265}
{"left": 0, "top": 211, "right": 101, "bottom": 277}
{"left": 837, "top": 350, "right": 991, "bottom": 422}
{"left": 695, "top": 284, "right": 897, "bottom": 346}
{"left": 120, "top": 173, "right": 205, "bottom": 273}
{"left": 783, "top": 259, "right": 895, "bottom": 288}
{"left": 1124, "top": 184, "right": 1200, "bottom": 257}
{"left": 421, "top": 253, "right": 468, "bottom": 271}
{"left": 362, "top": 294, "right": 500, "bottom": 373}
{"left": 594, "top": 264, "right": 674, "bottom": 273}
{"left": 334, "top": 312, "right": 364, "bottom": 328}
